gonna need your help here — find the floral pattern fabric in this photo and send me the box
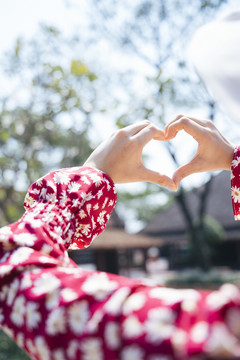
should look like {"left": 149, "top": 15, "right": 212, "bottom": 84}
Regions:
{"left": 231, "top": 146, "right": 240, "bottom": 219}
{"left": 0, "top": 164, "right": 240, "bottom": 359}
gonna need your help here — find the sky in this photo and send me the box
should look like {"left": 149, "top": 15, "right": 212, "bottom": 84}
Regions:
{"left": 1, "top": 0, "right": 240, "bottom": 231}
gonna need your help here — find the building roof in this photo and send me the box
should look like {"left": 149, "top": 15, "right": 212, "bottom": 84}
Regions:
{"left": 142, "top": 171, "right": 240, "bottom": 241}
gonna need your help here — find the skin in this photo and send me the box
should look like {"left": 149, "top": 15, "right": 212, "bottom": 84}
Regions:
{"left": 84, "top": 120, "right": 176, "bottom": 190}
{"left": 84, "top": 115, "right": 235, "bottom": 192}
{"left": 164, "top": 114, "right": 235, "bottom": 190}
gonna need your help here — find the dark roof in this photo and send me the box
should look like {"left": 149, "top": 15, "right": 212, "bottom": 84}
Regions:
{"left": 142, "top": 171, "right": 240, "bottom": 241}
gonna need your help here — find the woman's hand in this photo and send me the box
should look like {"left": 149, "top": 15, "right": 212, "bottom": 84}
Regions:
{"left": 84, "top": 121, "right": 176, "bottom": 190}
{"left": 165, "top": 115, "right": 235, "bottom": 189}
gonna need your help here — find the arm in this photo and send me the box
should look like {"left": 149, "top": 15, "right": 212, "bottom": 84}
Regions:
{"left": 22, "top": 121, "right": 175, "bottom": 251}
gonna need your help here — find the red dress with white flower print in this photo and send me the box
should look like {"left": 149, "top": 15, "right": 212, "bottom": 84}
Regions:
{"left": 0, "top": 161, "right": 240, "bottom": 360}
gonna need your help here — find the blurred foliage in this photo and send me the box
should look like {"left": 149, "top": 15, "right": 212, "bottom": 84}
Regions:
{"left": 0, "top": 24, "right": 100, "bottom": 226}
{"left": 0, "top": 330, "right": 30, "bottom": 360}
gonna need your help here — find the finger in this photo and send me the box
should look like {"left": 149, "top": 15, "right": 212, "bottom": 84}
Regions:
{"left": 165, "top": 115, "right": 210, "bottom": 139}
{"left": 122, "top": 120, "right": 151, "bottom": 136}
{"left": 139, "top": 166, "right": 177, "bottom": 191}
{"left": 165, "top": 117, "right": 206, "bottom": 142}
{"left": 132, "top": 124, "right": 165, "bottom": 147}
{"left": 173, "top": 157, "right": 202, "bottom": 186}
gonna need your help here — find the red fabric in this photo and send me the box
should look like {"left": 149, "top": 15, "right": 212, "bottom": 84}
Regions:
{"left": 231, "top": 146, "right": 240, "bottom": 220}
{"left": 0, "top": 165, "right": 240, "bottom": 359}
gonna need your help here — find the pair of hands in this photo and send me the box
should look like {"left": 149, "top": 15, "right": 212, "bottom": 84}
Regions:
{"left": 84, "top": 115, "right": 235, "bottom": 191}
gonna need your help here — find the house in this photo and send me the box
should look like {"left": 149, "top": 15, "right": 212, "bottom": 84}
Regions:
{"left": 68, "top": 209, "right": 166, "bottom": 274}
{"left": 142, "top": 171, "right": 240, "bottom": 269}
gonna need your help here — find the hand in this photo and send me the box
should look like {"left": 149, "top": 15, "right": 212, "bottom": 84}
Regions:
{"left": 84, "top": 121, "right": 176, "bottom": 190}
{"left": 165, "top": 115, "right": 235, "bottom": 189}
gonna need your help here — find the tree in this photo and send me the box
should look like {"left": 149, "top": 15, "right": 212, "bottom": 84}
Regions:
{"left": 85, "top": 0, "right": 228, "bottom": 270}
{"left": 0, "top": 25, "right": 98, "bottom": 226}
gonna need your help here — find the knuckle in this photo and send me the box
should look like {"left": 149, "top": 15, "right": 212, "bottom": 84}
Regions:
{"left": 180, "top": 117, "right": 190, "bottom": 126}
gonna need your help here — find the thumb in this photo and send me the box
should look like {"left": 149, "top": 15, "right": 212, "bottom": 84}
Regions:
{"left": 139, "top": 166, "right": 177, "bottom": 191}
{"left": 173, "top": 157, "right": 200, "bottom": 187}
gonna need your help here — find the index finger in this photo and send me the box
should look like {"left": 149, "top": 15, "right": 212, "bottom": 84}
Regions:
{"left": 132, "top": 123, "right": 165, "bottom": 147}
{"left": 164, "top": 116, "right": 206, "bottom": 142}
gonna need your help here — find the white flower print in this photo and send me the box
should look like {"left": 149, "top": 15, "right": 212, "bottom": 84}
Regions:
{"left": 62, "top": 208, "right": 72, "bottom": 221}
{"left": 20, "top": 273, "right": 32, "bottom": 290}
{"left": 46, "top": 289, "right": 60, "bottom": 310}
{"left": 81, "top": 175, "right": 91, "bottom": 185}
{"left": 89, "top": 173, "right": 102, "bottom": 186}
{"left": 171, "top": 328, "right": 188, "bottom": 356}
{"left": 67, "top": 340, "right": 78, "bottom": 360}
{"left": 80, "top": 338, "right": 103, "bottom": 360}
{"left": 204, "top": 322, "right": 238, "bottom": 356}
{"left": 86, "top": 310, "right": 103, "bottom": 333}
{"left": 78, "top": 224, "right": 91, "bottom": 236}
{"left": 72, "top": 198, "right": 81, "bottom": 208}
{"left": 0, "top": 285, "right": 9, "bottom": 302}
{"left": 79, "top": 210, "right": 87, "bottom": 219}
{"left": 105, "top": 287, "right": 130, "bottom": 315}
{"left": 0, "top": 265, "right": 13, "bottom": 277}
{"left": 9, "top": 247, "right": 34, "bottom": 265}
{"left": 13, "top": 233, "right": 37, "bottom": 246}
{"left": 39, "top": 256, "right": 58, "bottom": 264}
{"left": 97, "top": 189, "right": 103, "bottom": 199}
{"left": 105, "top": 322, "right": 121, "bottom": 350}
{"left": 40, "top": 187, "right": 47, "bottom": 199}
{"left": 24, "top": 195, "right": 36, "bottom": 208}
{"left": 149, "top": 288, "right": 200, "bottom": 306}
{"left": 232, "top": 185, "right": 240, "bottom": 203}
{"left": 54, "top": 226, "right": 63, "bottom": 236}
{"left": 92, "top": 216, "right": 96, "bottom": 230}
{"left": 81, "top": 192, "right": 93, "bottom": 202}
{"left": 68, "top": 300, "right": 89, "bottom": 335}
{"left": 60, "top": 190, "right": 68, "bottom": 205}
{"left": 10, "top": 295, "right": 25, "bottom": 327}
{"left": 16, "top": 332, "right": 25, "bottom": 347}
{"left": 46, "top": 307, "right": 66, "bottom": 335}
{"left": 28, "top": 218, "right": 43, "bottom": 229}
{"left": 42, "top": 211, "right": 55, "bottom": 223}
{"left": 53, "top": 349, "right": 65, "bottom": 360}
{"left": 61, "top": 288, "right": 78, "bottom": 302}
{"left": 82, "top": 272, "right": 118, "bottom": 300}
{"left": 190, "top": 321, "right": 209, "bottom": 343}
{"left": 109, "top": 199, "right": 114, "bottom": 207}
{"left": 144, "top": 308, "right": 176, "bottom": 344}
{"left": 105, "top": 178, "right": 111, "bottom": 191}
{"left": 93, "top": 203, "right": 99, "bottom": 211}
{"left": 121, "top": 345, "right": 144, "bottom": 360}
{"left": 54, "top": 172, "right": 71, "bottom": 185}
{"left": 46, "top": 192, "right": 57, "bottom": 203}
{"left": 232, "top": 156, "right": 240, "bottom": 168}
{"left": 123, "top": 292, "right": 146, "bottom": 315}
{"left": 97, "top": 211, "right": 106, "bottom": 225}
{"left": 68, "top": 182, "right": 81, "bottom": 193}
{"left": 123, "top": 315, "right": 143, "bottom": 338}
{"left": 0, "top": 225, "right": 12, "bottom": 237}
{"left": 7, "top": 278, "right": 20, "bottom": 306}
{"left": 35, "top": 336, "right": 51, "bottom": 360}
{"left": 47, "top": 180, "right": 57, "bottom": 192}
{"left": 32, "top": 273, "right": 61, "bottom": 296}
{"left": 26, "top": 339, "right": 37, "bottom": 356}
{"left": 41, "top": 243, "right": 53, "bottom": 255}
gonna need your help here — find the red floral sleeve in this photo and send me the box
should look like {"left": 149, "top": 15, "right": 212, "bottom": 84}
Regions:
{"left": 231, "top": 146, "right": 240, "bottom": 220}
{"left": 23, "top": 166, "right": 117, "bottom": 249}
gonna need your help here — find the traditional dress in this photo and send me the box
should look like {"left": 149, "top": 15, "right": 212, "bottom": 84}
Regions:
{"left": 0, "top": 158, "right": 240, "bottom": 360}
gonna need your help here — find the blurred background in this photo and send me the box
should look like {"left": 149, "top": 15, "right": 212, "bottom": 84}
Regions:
{"left": 1, "top": 0, "right": 240, "bottom": 358}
